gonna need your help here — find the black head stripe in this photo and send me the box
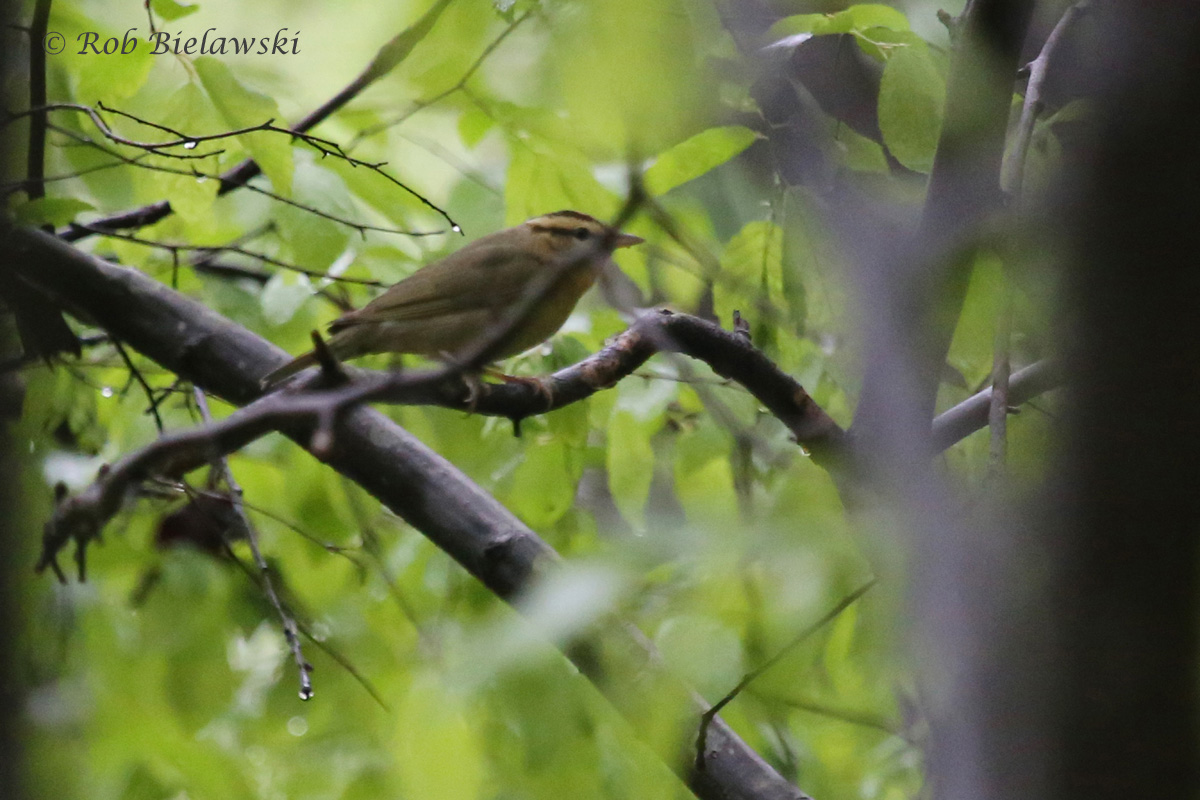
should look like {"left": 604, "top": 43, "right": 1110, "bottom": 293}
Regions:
{"left": 543, "top": 210, "right": 597, "bottom": 223}
{"left": 529, "top": 224, "right": 578, "bottom": 237}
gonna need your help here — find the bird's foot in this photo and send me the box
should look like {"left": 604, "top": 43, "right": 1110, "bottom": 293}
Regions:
{"left": 485, "top": 368, "right": 555, "bottom": 410}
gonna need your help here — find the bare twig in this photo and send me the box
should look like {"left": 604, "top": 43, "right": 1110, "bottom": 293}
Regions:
{"left": 695, "top": 579, "right": 877, "bottom": 770}
{"left": 3, "top": 102, "right": 224, "bottom": 159}
{"left": 37, "top": 305, "right": 848, "bottom": 579}
{"left": 71, "top": 223, "right": 385, "bottom": 287}
{"left": 193, "top": 387, "right": 313, "bottom": 700}
{"left": 58, "top": 0, "right": 458, "bottom": 242}
{"left": 44, "top": 124, "right": 441, "bottom": 238}
{"left": 985, "top": 285, "right": 1013, "bottom": 480}
{"left": 1002, "top": 0, "right": 1093, "bottom": 197}
{"left": 351, "top": 9, "right": 534, "bottom": 145}
{"left": 111, "top": 338, "right": 165, "bottom": 433}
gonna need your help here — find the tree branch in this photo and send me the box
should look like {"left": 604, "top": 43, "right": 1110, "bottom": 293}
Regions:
{"left": 5, "top": 221, "right": 812, "bottom": 800}
{"left": 1001, "top": 0, "right": 1093, "bottom": 197}
{"left": 931, "top": 359, "right": 1061, "bottom": 453}
{"left": 23, "top": 0, "right": 51, "bottom": 203}
{"left": 851, "top": 0, "right": 1035, "bottom": 445}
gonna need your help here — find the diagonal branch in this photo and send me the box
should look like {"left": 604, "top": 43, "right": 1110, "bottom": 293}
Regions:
{"left": 1001, "top": 0, "right": 1094, "bottom": 197}
{"left": 931, "top": 359, "right": 1060, "bottom": 452}
{"left": 851, "top": 0, "right": 1036, "bottom": 445}
{"left": 5, "top": 222, "right": 812, "bottom": 800}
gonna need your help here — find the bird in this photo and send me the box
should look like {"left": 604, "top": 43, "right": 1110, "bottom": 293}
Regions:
{"left": 259, "top": 210, "right": 643, "bottom": 389}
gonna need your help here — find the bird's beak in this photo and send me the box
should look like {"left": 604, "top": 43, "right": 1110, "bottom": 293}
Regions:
{"left": 613, "top": 232, "right": 644, "bottom": 249}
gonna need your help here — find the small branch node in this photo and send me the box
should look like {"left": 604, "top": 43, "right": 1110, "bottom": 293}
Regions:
{"left": 732, "top": 310, "right": 751, "bottom": 341}
{"left": 311, "top": 330, "right": 347, "bottom": 383}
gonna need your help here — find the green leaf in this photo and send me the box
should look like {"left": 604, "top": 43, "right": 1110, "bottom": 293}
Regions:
{"left": 11, "top": 197, "right": 94, "bottom": 226}
{"left": 260, "top": 273, "right": 313, "bottom": 326}
{"left": 50, "top": 6, "right": 155, "bottom": 103}
{"left": 839, "top": 4, "right": 910, "bottom": 32}
{"left": 655, "top": 615, "right": 744, "bottom": 696}
{"left": 877, "top": 41, "right": 945, "bottom": 172}
{"left": 644, "top": 126, "right": 758, "bottom": 195}
{"left": 458, "top": 105, "right": 494, "bottom": 149}
{"left": 508, "top": 439, "right": 576, "bottom": 528}
{"left": 833, "top": 125, "right": 889, "bottom": 173}
{"left": 150, "top": 0, "right": 199, "bottom": 22}
{"left": 770, "top": 4, "right": 910, "bottom": 38}
{"left": 673, "top": 432, "right": 738, "bottom": 527}
{"left": 606, "top": 410, "right": 655, "bottom": 529}
{"left": 504, "top": 140, "right": 619, "bottom": 227}
{"left": 148, "top": 84, "right": 219, "bottom": 222}
{"left": 194, "top": 57, "right": 294, "bottom": 196}
{"left": 274, "top": 155, "right": 354, "bottom": 269}
{"left": 362, "top": 0, "right": 456, "bottom": 82}
{"left": 714, "top": 220, "right": 786, "bottom": 331}
{"left": 552, "top": 0, "right": 717, "bottom": 154}
{"left": 947, "top": 251, "right": 1005, "bottom": 388}
{"left": 395, "top": 673, "right": 486, "bottom": 800}
{"left": 768, "top": 14, "right": 827, "bottom": 37}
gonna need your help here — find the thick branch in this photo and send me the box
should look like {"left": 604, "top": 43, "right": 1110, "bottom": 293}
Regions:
{"left": 851, "top": 0, "right": 1035, "bottom": 444}
{"left": 24, "top": 0, "right": 52, "bottom": 203}
{"left": 6, "top": 222, "right": 811, "bottom": 800}
{"left": 36, "top": 305, "right": 848, "bottom": 570}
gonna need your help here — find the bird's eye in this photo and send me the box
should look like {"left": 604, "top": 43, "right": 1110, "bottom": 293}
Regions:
{"left": 573, "top": 227, "right": 590, "bottom": 241}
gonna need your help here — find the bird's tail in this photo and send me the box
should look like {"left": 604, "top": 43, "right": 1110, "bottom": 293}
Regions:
{"left": 259, "top": 350, "right": 320, "bottom": 390}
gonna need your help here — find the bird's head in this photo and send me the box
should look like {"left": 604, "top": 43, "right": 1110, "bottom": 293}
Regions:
{"left": 524, "top": 210, "right": 643, "bottom": 260}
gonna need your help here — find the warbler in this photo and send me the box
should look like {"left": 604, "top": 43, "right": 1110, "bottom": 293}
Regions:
{"left": 260, "top": 210, "right": 643, "bottom": 388}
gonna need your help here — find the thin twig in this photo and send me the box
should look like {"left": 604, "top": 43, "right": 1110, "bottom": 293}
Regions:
{"left": 45, "top": 123, "right": 440, "bottom": 238}
{"left": 71, "top": 223, "right": 384, "bottom": 287}
{"left": 169, "top": 483, "right": 366, "bottom": 565}
{"left": 0, "top": 153, "right": 148, "bottom": 195}
{"left": 193, "top": 387, "right": 313, "bottom": 700}
{"left": 695, "top": 579, "right": 877, "bottom": 769}
{"left": 756, "top": 692, "right": 905, "bottom": 738}
{"left": 111, "top": 338, "right": 165, "bottom": 432}
{"left": 351, "top": 9, "right": 534, "bottom": 145}
{"left": 1002, "top": 0, "right": 1093, "bottom": 196}
{"left": 985, "top": 282, "right": 1013, "bottom": 480}
{"left": 38, "top": 307, "right": 849, "bottom": 576}
{"left": 58, "top": 0, "right": 459, "bottom": 242}
{"left": 3, "top": 102, "right": 225, "bottom": 159}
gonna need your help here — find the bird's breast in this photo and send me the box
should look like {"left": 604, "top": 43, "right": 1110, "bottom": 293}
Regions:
{"left": 499, "top": 262, "right": 601, "bottom": 357}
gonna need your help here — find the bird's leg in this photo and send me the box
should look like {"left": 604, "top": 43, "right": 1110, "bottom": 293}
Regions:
{"left": 483, "top": 367, "right": 555, "bottom": 411}
{"left": 462, "top": 371, "right": 485, "bottom": 413}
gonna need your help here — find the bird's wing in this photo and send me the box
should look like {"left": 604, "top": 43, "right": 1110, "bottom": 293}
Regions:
{"left": 330, "top": 242, "right": 546, "bottom": 330}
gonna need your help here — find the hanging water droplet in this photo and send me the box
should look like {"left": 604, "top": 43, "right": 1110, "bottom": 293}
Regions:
{"left": 183, "top": 140, "right": 198, "bottom": 150}
{"left": 100, "top": 386, "right": 114, "bottom": 398}
{"left": 451, "top": 224, "right": 462, "bottom": 233}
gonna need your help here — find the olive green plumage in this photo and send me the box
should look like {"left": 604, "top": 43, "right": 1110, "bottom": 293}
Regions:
{"left": 260, "top": 211, "right": 642, "bottom": 388}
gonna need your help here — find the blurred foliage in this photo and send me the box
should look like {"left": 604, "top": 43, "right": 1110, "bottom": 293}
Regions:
{"left": 1, "top": 0, "right": 1062, "bottom": 798}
